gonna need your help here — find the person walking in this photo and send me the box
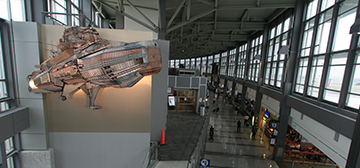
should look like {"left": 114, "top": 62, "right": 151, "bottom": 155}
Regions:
{"left": 209, "top": 126, "right": 214, "bottom": 141}
{"left": 237, "top": 120, "right": 241, "bottom": 132}
{"left": 251, "top": 124, "right": 257, "bottom": 139}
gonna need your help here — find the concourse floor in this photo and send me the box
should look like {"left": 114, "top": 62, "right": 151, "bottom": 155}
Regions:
{"left": 204, "top": 97, "right": 279, "bottom": 168}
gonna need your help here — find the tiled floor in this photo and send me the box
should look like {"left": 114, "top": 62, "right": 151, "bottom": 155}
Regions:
{"left": 203, "top": 96, "right": 279, "bottom": 168}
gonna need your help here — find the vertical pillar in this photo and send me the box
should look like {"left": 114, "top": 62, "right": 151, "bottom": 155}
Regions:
{"left": 224, "top": 49, "right": 230, "bottom": 96}
{"left": 211, "top": 54, "right": 215, "bottom": 84}
{"left": 273, "top": 0, "right": 305, "bottom": 161}
{"left": 158, "top": 0, "right": 166, "bottom": 39}
{"left": 26, "top": 0, "right": 48, "bottom": 24}
{"left": 231, "top": 43, "right": 240, "bottom": 103}
{"left": 101, "top": 19, "right": 109, "bottom": 28}
{"left": 254, "top": 26, "right": 269, "bottom": 123}
{"left": 240, "top": 37, "right": 252, "bottom": 114}
{"left": 0, "top": 142, "right": 6, "bottom": 168}
{"left": 217, "top": 53, "right": 222, "bottom": 97}
{"left": 116, "top": 12, "right": 124, "bottom": 29}
{"left": 82, "top": 0, "right": 93, "bottom": 26}
{"left": 345, "top": 0, "right": 360, "bottom": 167}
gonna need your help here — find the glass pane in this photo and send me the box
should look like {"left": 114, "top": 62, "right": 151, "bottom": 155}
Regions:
{"left": 309, "top": 66, "right": 323, "bottom": 87}
{"left": 55, "top": 0, "right": 66, "bottom": 7}
{"left": 332, "top": 8, "right": 356, "bottom": 51}
{"left": 276, "top": 23, "right": 283, "bottom": 36}
{"left": 10, "top": 0, "right": 24, "bottom": 21}
{"left": 326, "top": 66, "right": 345, "bottom": 91}
{"left": 5, "top": 137, "right": 14, "bottom": 154}
{"left": 295, "top": 85, "right": 304, "bottom": 93}
{"left": 350, "top": 64, "right": 360, "bottom": 94}
{"left": 1, "top": 101, "right": 9, "bottom": 111}
{"left": 307, "top": 87, "right": 319, "bottom": 97}
{"left": 321, "top": 0, "right": 335, "bottom": 11}
{"left": 312, "top": 56, "right": 325, "bottom": 66}
{"left": 314, "top": 20, "right": 331, "bottom": 55}
{"left": 330, "top": 53, "right": 347, "bottom": 65}
{"left": 306, "top": 0, "right": 318, "bottom": 20}
{"left": 347, "top": 94, "right": 360, "bottom": 109}
{"left": 284, "top": 18, "right": 290, "bottom": 32}
{"left": 0, "top": 0, "right": 9, "bottom": 20}
{"left": 323, "top": 89, "right": 340, "bottom": 103}
{"left": 0, "top": 30, "right": 5, "bottom": 79}
{"left": 7, "top": 156, "right": 14, "bottom": 168}
{"left": 0, "top": 81, "right": 8, "bottom": 99}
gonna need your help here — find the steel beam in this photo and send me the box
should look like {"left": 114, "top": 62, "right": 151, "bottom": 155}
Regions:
{"left": 125, "top": 0, "right": 157, "bottom": 27}
{"left": 95, "top": 0, "right": 157, "bottom": 32}
{"left": 166, "top": 9, "right": 216, "bottom": 33}
{"left": 167, "top": 0, "right": 187, "bottom": 28}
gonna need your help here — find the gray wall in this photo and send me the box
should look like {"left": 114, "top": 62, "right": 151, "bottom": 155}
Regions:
{"left": 49, "top": 132, "right": 149, "bottom": 168}
{"left": 151, "top": 40, "right": 169, "bottom": 141}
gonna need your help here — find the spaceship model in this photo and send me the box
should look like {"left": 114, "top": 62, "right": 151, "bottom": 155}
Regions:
{"left": 28, "top": 27, "right": 162, "bottom": 110}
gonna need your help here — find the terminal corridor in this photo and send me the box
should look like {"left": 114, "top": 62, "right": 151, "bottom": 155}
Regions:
{"left": 204, "top": 97, "right": 279, "bottom": 168}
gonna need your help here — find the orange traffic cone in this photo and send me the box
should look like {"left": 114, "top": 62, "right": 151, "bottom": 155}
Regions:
{"left": 160, "top": 129, "right": 165, "bottom": 145}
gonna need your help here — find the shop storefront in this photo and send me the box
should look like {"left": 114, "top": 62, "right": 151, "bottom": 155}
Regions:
{"left": 259, "top": 107, "right": 279, "bottom": 153}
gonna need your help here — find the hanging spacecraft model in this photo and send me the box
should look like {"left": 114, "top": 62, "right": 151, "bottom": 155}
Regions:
{"left": 28, "top": 27, "right": 162, "bottom": 110}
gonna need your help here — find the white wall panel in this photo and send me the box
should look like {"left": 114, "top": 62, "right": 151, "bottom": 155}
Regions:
{"left": 236, "top": 84, "right": 242, "bottom": 93}
{"left": 247, "top": 88, "right": 256, "bottom": 100}
{"left": 220, "top": 79, "right": 225, "bottom": 85}
{"left": 261, "top": 94, "right": 280, "bottom": 116}
{"left": 49, "top": 132, "right": 150, "bottom": 168}
{"left": 290, "top": 109, "right": 350, "bottom": 168}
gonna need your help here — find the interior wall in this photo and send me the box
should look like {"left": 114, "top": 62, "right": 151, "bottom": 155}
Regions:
{"left": 261, "top": 94, "right": 280, "bottom": 117}
{"left": 12, "top": 22, "right": 48, "bottom": 150}
{"left": 124, "top": 0, "right": 159, "bottom": 39}
{"left": 151, "top": 40, "right": 169, "bottom": 141}
{"left": 290, "top": 109, "right": 350, "bottom": 168}
{"left": 236, "top": 83, "right": 242, "bottom": 93}
{"left": 39, "top": 24, "right": 156, "bottom": 168}
{"left": 247, "top": 88, "right": 256, "bottom": 100}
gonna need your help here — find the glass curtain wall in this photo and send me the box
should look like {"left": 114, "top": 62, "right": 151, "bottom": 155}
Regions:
{"left": 265, "top": 14, "right": 293, "bottom": 87}
{"left": 0, "top": 0, "right": 25, "bottom": 21}
{"left": 196, "top": 58, "right": 201, "bottom": 71}
{"left": 207, "top": 55, "right": 213, "bottom": 73}
{"left": 190, "top": 58, "right": 195, "bottom": 69}
{"left": 220, "top": 52, "right": 227, "bottom": 75}
{"left": 248, "top": 36, "right": 263, "bottom": 82}
{"left": 294, "top": 0, "right": 359, "bottom": 110}
{"left": 201, "top": 56, "right": 207, "bottom": 74}
{"left": 228, "top": 49, "right": 236, "bottom": 77}
{"left": 237, "top": 44, "right": 247, "bottom": 79}
{"left": 185, "top": 59, "right": 190, "bottom": 69}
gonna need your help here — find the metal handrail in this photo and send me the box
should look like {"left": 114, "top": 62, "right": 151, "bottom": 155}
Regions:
{"left": 186, "top": 108, "right": 210, "bottom": 168}
{"left": 141, "top": 141, "right": 158, "bottom": 168}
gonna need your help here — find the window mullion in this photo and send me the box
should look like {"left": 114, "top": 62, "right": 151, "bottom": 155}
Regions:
{"left": 318, "top": 3, "right": 340, "bottom": 101}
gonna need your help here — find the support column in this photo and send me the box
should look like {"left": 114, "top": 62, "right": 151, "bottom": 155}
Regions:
{"left": 223, "top": 49, "right": 230, "bottom": 96}
{"left": 116, "top": 12, "right": 124, "bottom": 29}
{"left": 26, "top": 0, "right": 48, "bottom": 24}
{"left": 158, "top": 0, "right": 166, "bottom": 39}
{"left": 345, "top": 0, "right": 360, "bottom": 167}
{"left": 231, "top": 43, "right": 240, "bottom": 103}
{"left": 211, "top": 54, "right": 215, "bottom": 85}
{"left": 101, "top": 19, "right": 109, "bottom": 28}
{"left": 82, "top": 0, "right": 92, "bottom": 26}
{"left": 346, "top": 108, "right": 360, "bottom": 168}
{"left": 273, "top": 0, "right": 305, "bottom": 161}
{"left": 240, "top": 37, "right": 252, "bottom": 114}
{"left": 0, "top": 142, "right": 6, "bottom": 168}
{"left": 254, "top": 26, "right": 269, "bottom": 123}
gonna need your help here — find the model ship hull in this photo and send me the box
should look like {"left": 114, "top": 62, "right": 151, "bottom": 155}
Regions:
{"left": 28, "top": 27, "right": 162, "bottom": 110}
